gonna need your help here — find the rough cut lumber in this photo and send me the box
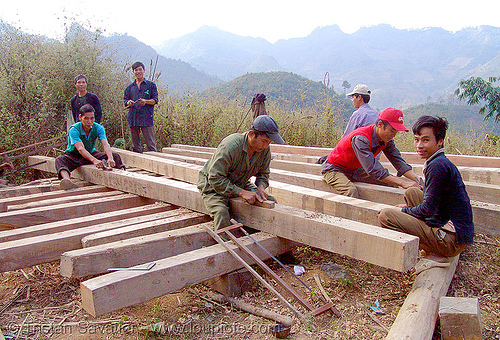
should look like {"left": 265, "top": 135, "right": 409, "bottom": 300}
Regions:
{"left": 0, "top": 185, "right": 111, "bottom": 211}
{"left": 386, "top": 255, "right": 459, "bottom": 340}
{"left": 0, "top": 193, "right": 153, "bottom": 227}
{"left": 30, "top": 155, "right": 419, "bottom": 272}
{"left": 0, "top": 209, "right": 184, "bottom": 272}
{"left": 61, "top": 223, "right": 217, "bottom": 278}
{"left": 438, "top": 297, "right": 482, "bottom": 340}
{"left": 160, "top": 147, "right": 500, "bottom": 202}
{"left": 6, "top": 190, "right": 123, "bottom": 211}
{"left": 0, "top": 180, "right": 90, "bottom": 199}
{"left": 0, "top": 203, "right": 172, "bottom": 243}
{"left": 116, "top": 149, "right": 500, "bottom": 236}
{"left": 80, "top": 232, "right": 294, "bottom": 316}
{"left": 81, "top": 210, "right": 210, "bottom": 247}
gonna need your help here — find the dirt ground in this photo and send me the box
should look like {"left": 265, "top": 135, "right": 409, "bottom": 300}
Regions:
{"left": 1, "top": 233, "right": 499, "bottom": 340}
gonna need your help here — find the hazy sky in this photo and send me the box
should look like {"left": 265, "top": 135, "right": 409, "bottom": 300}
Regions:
{"left": 2, "top": 0, "right": 499, "bottom": 46}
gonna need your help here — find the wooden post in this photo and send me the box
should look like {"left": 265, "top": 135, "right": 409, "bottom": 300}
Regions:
{"left": 439, "top": 297, "right": 482, "bottom": 340}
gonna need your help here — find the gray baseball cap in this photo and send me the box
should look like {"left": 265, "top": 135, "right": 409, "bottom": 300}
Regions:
{"left": 251, "top": 115, "right": 285, "bottom": 144}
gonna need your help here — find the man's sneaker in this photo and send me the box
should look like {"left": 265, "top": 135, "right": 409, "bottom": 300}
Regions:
{"left": 60, "top": 178, "right": 77, "bottom": 190}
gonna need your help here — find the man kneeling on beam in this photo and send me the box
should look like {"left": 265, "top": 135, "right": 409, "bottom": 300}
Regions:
{"left": 321, "top": 107, "right": 420, "bottom": 197}
{"left": 55, "top": 104, "right": 126, "bottom": 190}
{"left": 378, "top": 116, "right": 474, "bottom": 273}
{"left": 197, "top": 115, "right": 285, "bottom": 230}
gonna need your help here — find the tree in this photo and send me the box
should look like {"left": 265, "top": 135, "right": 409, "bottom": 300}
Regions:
{"left": 341, "top": 80, "right": 351, "bottom": 94}
{"left": 455, "top": 76, "right": 500, "bottom": 122}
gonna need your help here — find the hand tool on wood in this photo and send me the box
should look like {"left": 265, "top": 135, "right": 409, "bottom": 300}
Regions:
{"left": 204, "top": 224, "right": 307, "bottom": 320}
{"left": 206, "top": 223, "right": 336, "bottom": 319}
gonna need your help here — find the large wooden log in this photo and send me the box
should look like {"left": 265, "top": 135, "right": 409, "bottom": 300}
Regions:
{"left": 0, "top": 203, "right": 172, "bottom": 243}
{"left": 61, "top": 223, "right": 216, "bottom": 278}
{"left": 386, "top": 256, "right": 459, "bottom": 340}
{"left": 0, "top": 209, "right": 186, "bottom": 272}
{"left": 29, "top": 155, "right": 419, "bottom": 272}
{"left": 80, "top": 232, "right": 294, "bottom": 316}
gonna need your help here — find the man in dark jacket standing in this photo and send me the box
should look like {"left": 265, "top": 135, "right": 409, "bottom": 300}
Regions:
{"left": 124, "top": 61, "right": 158, "bottom": 153}
{"left": 378, "top": 116, "right": 474, "bottom": 260}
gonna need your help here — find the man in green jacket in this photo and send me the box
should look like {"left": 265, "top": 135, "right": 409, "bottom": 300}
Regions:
{"left": 197, "top": 115, "right": 285, "bottom": 230}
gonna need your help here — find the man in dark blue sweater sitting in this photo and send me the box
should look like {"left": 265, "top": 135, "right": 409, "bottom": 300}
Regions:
{"left": 378, "top": 116, "right": 474, "bottom": 262}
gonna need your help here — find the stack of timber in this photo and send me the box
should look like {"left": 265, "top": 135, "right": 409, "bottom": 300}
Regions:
{"left": 7, "top": 144, "right": 495, "bottom": 338}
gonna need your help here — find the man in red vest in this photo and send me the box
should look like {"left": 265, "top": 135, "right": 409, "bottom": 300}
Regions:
{"left": 321, "top": 107, "right": 420, "bottom": 197}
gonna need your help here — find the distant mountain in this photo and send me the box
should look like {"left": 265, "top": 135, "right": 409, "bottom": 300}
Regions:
{"left": 155, "top": 25, "right": 500, "bottom": 108}
{"left": 155, "top": 26, "right": 280, "bottom": 81}
{"left": 102, "top": 32, "right": 222, "bottom": 92}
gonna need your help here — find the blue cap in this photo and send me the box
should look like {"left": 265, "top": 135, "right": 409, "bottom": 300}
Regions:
{"left": 251, "top": 115, "right": 285, "bottom": 144}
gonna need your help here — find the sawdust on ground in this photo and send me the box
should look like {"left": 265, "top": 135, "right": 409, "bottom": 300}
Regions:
{"left": 0, "top": 233, "right": 499, "bottom": 340}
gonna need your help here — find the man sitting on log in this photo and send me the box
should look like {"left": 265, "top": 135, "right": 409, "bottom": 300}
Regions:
{"left": 378, "top": 116, "right": 474, "bottom": 268}
{"left": 197, "top": 115, "right": 285, "bottom": 230}
{"left": 55, "top": 104, "right": 126, "bottom": 190}
{"left": 321, "top": 107, "right": 420, "bottom": 197}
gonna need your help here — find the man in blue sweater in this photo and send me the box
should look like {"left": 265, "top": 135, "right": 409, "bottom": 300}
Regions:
{"left": 378, "top": 116, "right": 474, "bottom": 260}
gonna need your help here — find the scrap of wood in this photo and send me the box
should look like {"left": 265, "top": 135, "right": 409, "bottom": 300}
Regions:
{"left": 208, "top": 292, "right": 295, "bottom": 326}
{"left": 313, "top": 274, "right": 341, "bottom": 317}
{"left": 80, "top": 232, "right": 294, "bottom": 316}
{"left": 29, "top": 155, "right": 419, "bottom": 272}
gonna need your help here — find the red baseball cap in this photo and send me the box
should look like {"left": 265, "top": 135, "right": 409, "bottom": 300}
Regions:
{"left": 378, "top": 107, "right": 408, "bottom": 132}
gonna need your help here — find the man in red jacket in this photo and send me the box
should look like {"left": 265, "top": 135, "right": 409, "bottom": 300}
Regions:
{"left": 321, "top": 107, "right": 420, "bottom": 197}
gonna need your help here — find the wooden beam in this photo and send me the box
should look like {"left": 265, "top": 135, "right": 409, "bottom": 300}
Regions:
{"left": 6, "top": 190, "right": 123, "bottom": 211}
{"left": 116, "top": 150, "right": 500, "bottom": 236}
{"left": 386, "top": 255, "right": 459, "bottom": 340}
{"left": 81, "top": 210, "right": 210, "bottom": 247}
{"left": 0, "top": 209, "right": 186, "bottom": 272}
{"left": 0, "top": 185, "right": 112, "bottom": 211}
{"left": 0, "top": 203, "right": 173, "bottom": 243}
{"left": 160, "top": 146, "right": 500, "bottom": 199}
{"left": 0, "top": 193, "right": 154, "bottom": 227}
{"left": 29, "top": 155, "right": 419, "bottom": 272}
{"left": 80, "top": 232, "right": 294, "bottom": 316}
{"left": 61, "top": 223, "right": 216, "bottom": 278}
{"left": 0, "top": 181, "right": 90, "bottom": 199}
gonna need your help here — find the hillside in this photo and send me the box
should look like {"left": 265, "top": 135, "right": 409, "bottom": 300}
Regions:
{"left": 403, "top": 103, "right": 500, "bottom": 134}
{"left": 203, "top": 71, "right": 351, "bottom": 111}
{"left": 155, "top": 25, "right": 500, "bottom": 108}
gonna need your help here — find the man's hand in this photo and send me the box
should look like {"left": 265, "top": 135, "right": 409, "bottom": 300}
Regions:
{"left": 400, "top": 178, "right": 421, "bottom": 190}
{"left": 92, "top": 158, "right": 106, "bottom": 169}
{"left": 107, "top": 158, "right": 116, "bottom": 168}
{"left": 238, "top": 189, "right": 263, "bottom": 205}
{"left": 126, "top": 100, "right": 135, "bottom": 107}
{"left": 139, "top": 98, "right": 147, "bottom": 106}
{"left": 256, "top": 184, "right": 268, "bottom": 200}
